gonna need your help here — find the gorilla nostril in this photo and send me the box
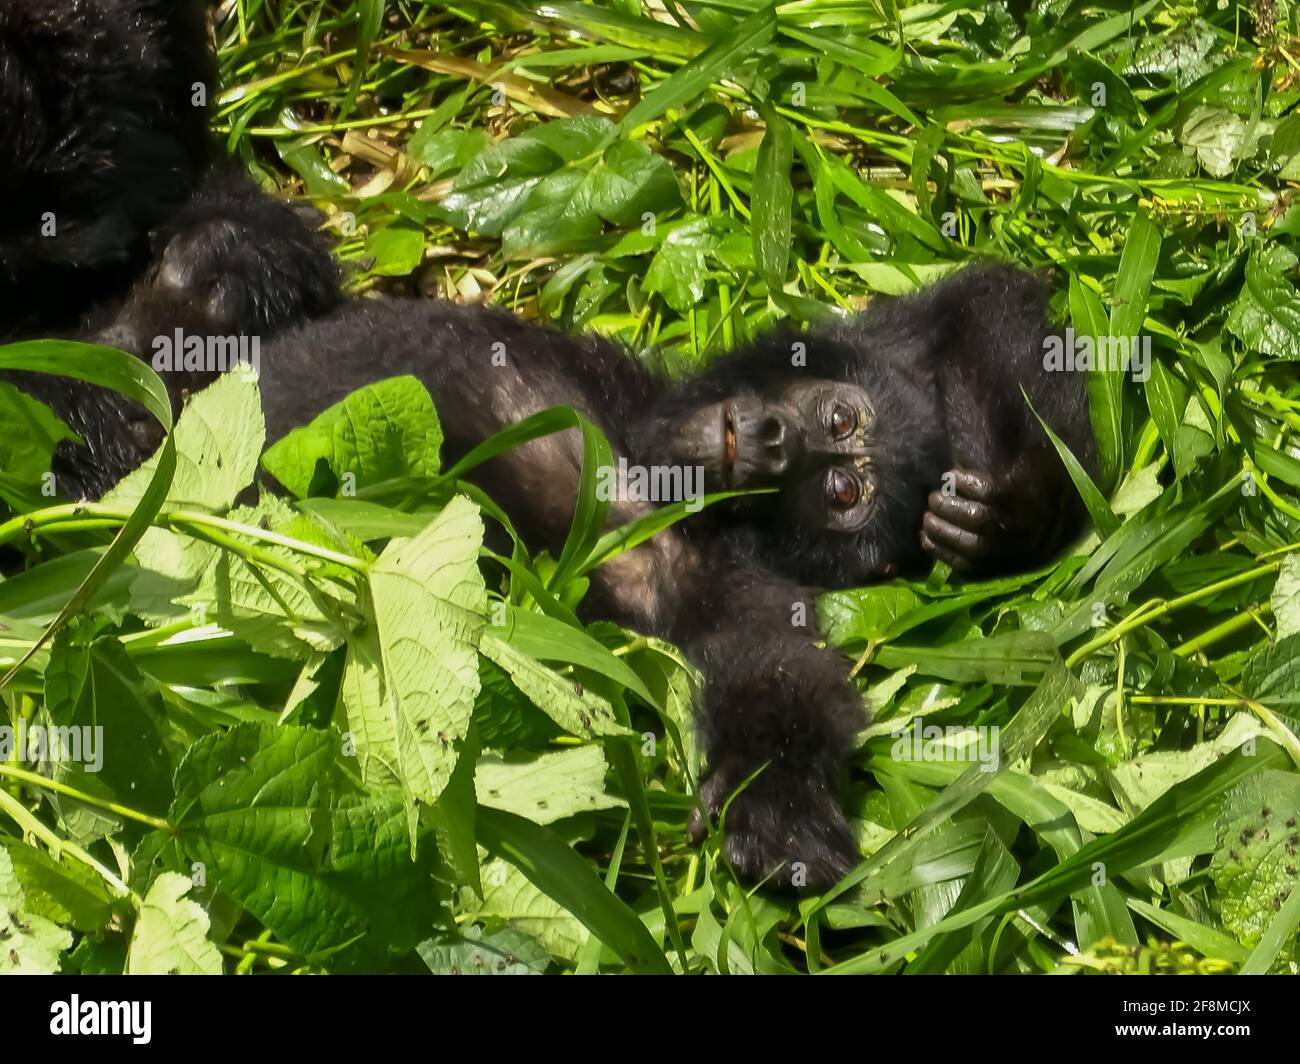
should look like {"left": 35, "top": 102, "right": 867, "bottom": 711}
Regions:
{"left": 760, "top": 416, "right": 786, "bottom": 446}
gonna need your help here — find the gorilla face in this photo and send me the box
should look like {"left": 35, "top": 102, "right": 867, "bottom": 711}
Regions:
{"left": 666, "top": 377, "right": 880, "bottom": 534}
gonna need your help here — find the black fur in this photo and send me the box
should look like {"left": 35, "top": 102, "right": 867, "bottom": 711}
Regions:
{"left": 1, "top": 2, "right": 1095, "bottom": 892}
{"left": 0, "top": 0, "right": 339, "bottom": 497}
{"left": 0, "top": 0, "right": 212, "bottom": 334}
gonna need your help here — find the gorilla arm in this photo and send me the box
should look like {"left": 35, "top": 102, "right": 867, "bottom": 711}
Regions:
{"left": 846, "top": 265, "right": 1097, "bottom": 573}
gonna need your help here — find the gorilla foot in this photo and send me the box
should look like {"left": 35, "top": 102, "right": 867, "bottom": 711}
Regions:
{"left": 688, "top": 771, "right": 858, "bottom": 893}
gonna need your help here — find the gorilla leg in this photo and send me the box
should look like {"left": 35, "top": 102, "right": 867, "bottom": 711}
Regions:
{"left": 578, "top": 539, "right": 861, "bottom": 891}
{"left": 626, "top": 555, "right": 865, "bottom": 891}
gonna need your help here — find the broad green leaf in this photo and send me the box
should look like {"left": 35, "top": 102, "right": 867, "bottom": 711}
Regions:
{"left": 0, "top": 380, "right": 77, "bottom": 487}
{"left": 477, "top": 851, "right": 588, "bottom": 963}
{"left": 1273, "top": 555, "right": 1300, "bottom": 640}
{"left": 369, "top": 495, "right": 487, "bottom": 802}
{"left": 159, "top": 724, "right": 441, "bottom": 957}
{"left": 161, "top": 725, "right": 342, "bottom": 953}
{"left": 179, "top": 496, "right": 355, "bottom": 658}
{"left": 475, "top": 746, "right": 624, "bottom": 824}
{"left": 0, "top": 838, "right": 114, "bottom": 934}
{"left": 418, "top": 927, "right": 550, "bottom": 974}
{"left": 480, "top": 631, "right": 633, "bottom": 739}
{"left": 0, "top": 847, "right": 72, "bottom": 974}
{"left": 1109, "top": 715, "right": 1267, "bottom": 815}
{"left": 109, "top": 372, "right": 264, "bottom": 624}
{"left": 126, "top": 873, "right": 223, "bottom": 975}
{"left": 1179, "top": 105, "right": 1246, "bottom": 177}
{"left": 1226, "top": 243, "right": 1300, "bottom": 359}
{"left": 43, "top": 635, "right": 174, "bottom": 830}
{"left": 441, "top": 137, "right": 565, "bottom": 235}
{"left": 262, "top": 375, "right": 443, "bottom": 498}
{"left": 1241, "top": 634, "right": 1300, "bottom": 720}
{"left": 588, "top": 139, "right": 682, "bottom": 225}
{"left": 818, "top": 585, "right": 923, "bottom": 645}
{"left": 108, "top": 371, "right": 261, "bottom": 513}
{"left": 363, "top": 226, "right": 426, "bottom": 277}
{"left": 1210, "top": 771, "right": 1300, "bottom": 949}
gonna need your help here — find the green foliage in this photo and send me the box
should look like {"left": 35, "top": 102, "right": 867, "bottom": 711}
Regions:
{"left": 2, "top": 0, "right": 1300, "bottom": 974}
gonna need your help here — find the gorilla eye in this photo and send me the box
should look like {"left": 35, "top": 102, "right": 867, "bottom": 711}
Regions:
{"left": 829, "top": 404, "right": 856, "bottom": 439}
{"left": 825, "top": 468, "right": 861, "bottom": 510}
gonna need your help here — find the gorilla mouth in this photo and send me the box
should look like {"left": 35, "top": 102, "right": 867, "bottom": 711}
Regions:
{"left": 722, "top": 407, "right": 737, "bottom": 483}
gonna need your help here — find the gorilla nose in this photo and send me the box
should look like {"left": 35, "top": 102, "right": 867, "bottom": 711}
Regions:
{"left": 751, "top": 411, "right": 798, "bottom": 477}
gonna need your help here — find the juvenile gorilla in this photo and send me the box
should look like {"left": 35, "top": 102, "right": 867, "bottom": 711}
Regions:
{"left": 2, "top": 2, "right": 1095, "bottom": 891}
{"left": 0, "top": 0, "right": 338, "bottom": 496}
{"left": 240, "top": 266, "right": 1095, "bottom": 888}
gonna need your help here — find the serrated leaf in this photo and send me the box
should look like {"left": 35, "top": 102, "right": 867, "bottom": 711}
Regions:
{"left": 368, "top": 495, "right": 487, "bottom": 802}
{"left": 1226, "top": 243, "right": 1300, "bottom": 360}
{"left": 262, "top": 375, "right": 443, "bottom": 498}
{"left": 43, "top": 635, "right": 174, "bottom": 834}
{"left": 161, "top": 724, "right": 440, "bottom": 958}
{"left": 418, "top": 927, "right": 550, "bottom": 974}
{"left": 180, "top": 495, "right": 354, "bottom": 658}
{"left": 1273, "top": 555, "right": 1300, "bottom": 640}
{"left": 0, "top": 847, "right": 72, "bottom": 974}
{"left": 0, "top": 838, "right": 114, "bottom": 933}
{"left": 479, "top": 631, "right": 633, "bottom": 738}
{"left": 476, "top": 746, "right": 624, "bottom": 824}
{"left": 126, "top": 873, "right": 222, "bottom": 975}
{"left": 1241, "top": 634, "right": 1300, "bottom": 720}
{"left": 108, "top": 373, "right": 265, "bottom": 623}
{"left": 1210, "top": 771, "right": 1300, "bottom": 948}
{"left": 1179, "top": 105, "right": 1246, "bottom": 177}
{"left": 107, "top": 371, "right": 263, "bottom": 513}
{"left": 478, "top": 852, "right": 588, "bottom": 962}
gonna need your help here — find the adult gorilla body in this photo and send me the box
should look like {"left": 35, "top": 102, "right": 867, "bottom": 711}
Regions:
{"left": 0, "top": 0, "right": 338, "bottom": 496}
{"left": 249, "top": 266, "right": 1095, "bottom": 888}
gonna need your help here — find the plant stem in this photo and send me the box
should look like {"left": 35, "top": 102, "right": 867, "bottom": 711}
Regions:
{"left": 1065, "top": 561, "right": 1280, "bottom": 668}
{"left": 0, "top": 763, "right": 170, "bottom": 830}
